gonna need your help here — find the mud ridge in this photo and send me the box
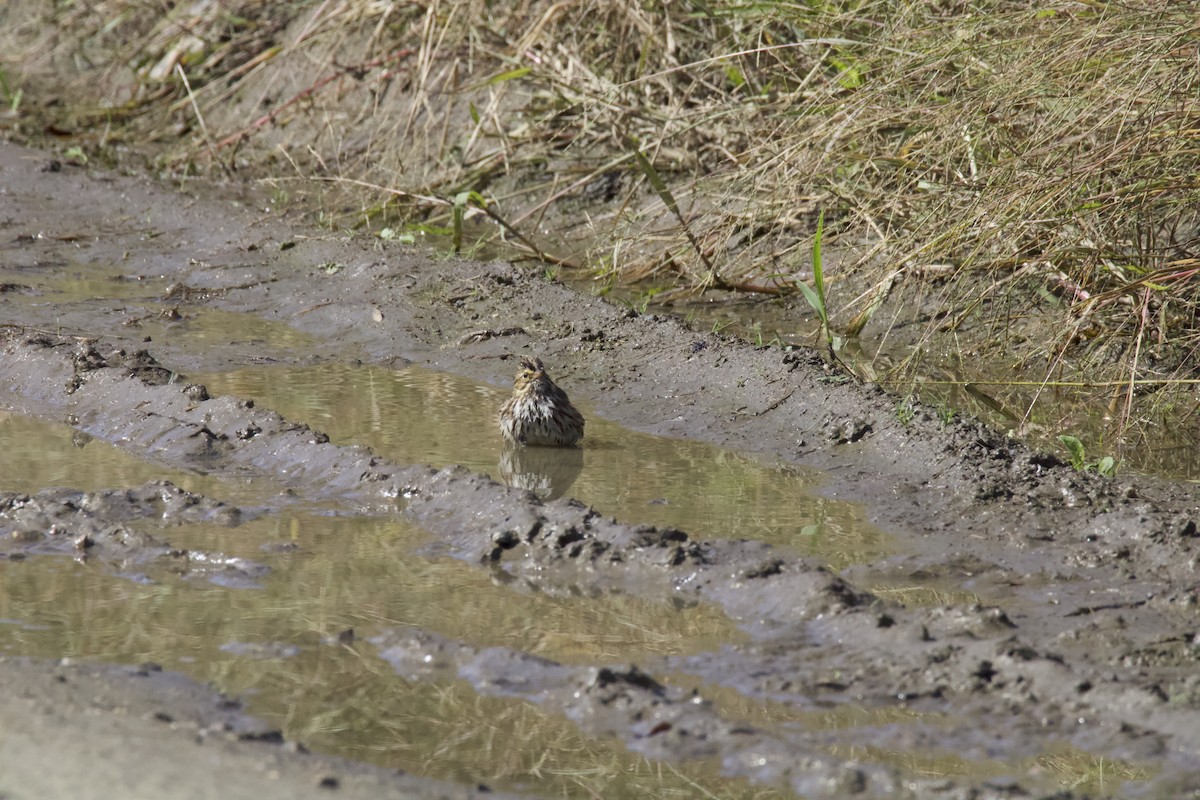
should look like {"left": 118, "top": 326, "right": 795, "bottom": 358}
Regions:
{"left": 0, "top": 480, "right": 266, "bottom": 585}
{"left": 373, "top": 628, "right": 902, "bottom": 798}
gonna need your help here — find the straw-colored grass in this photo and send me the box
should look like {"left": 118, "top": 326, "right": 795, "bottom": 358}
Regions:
{"left": 3, "top": 1, "right": 1200, "bottom": 449}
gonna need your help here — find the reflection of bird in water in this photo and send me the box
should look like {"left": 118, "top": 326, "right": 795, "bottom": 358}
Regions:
{"left": 499, "top": 445, "right": 584, "bottom": 501}
{"left": 499, "top": 356, "right": 585, "bottom": 447}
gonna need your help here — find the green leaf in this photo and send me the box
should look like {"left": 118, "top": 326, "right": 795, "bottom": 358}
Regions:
{"left": 1097, "top": 456, "right": 1116, "bottom": 477}
{"left": 796, "top": 210, "right": 832, "bottom": 347}
{"left": 1057, "top": 435, "right": 1086, "bottom": 469}
{"left": 797, "top": 283, "right": 824, "bottom": 321}
{"left": 830, "top": 57, "right": 863, "bottom": 90}
{"left": 1035, "top": 285, "right": 1062, "bottom": 307}
{"left": 812, "top": 210, "right": 826, "bottom": 313}
{"left": 632, "top": 148, "right": 683, "bottom": 220}
{"left": 488, "top": 67, "right": 530, "bottom": 85}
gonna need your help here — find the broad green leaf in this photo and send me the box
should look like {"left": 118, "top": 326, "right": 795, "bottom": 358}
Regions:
{"left": 1057, "top": 434, "right": 1086, "bottom": 469}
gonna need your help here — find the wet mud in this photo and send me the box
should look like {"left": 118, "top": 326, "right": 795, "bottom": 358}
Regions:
{"left": 2, "top": 140, "right": 1200, "bottom": 798}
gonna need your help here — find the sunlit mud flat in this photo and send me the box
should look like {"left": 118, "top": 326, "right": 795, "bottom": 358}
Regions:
{"left": 2, "top": 138, "right": 1196, "bottom": 798}
{"left": 196, "top": 363, "right": 894, "bottom": 569}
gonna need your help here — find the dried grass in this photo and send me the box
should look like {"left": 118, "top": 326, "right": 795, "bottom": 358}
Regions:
{"left": 4, "top": 0, "right": 1200, "bottom": 449}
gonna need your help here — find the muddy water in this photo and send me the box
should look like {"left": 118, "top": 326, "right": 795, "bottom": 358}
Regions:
{"left": 0, "top": 254, "right": 1165, "bottom": 797}
{"left": 195, "top": 363, "right": 894, "bottom": 568}
{"left": 0, "top": 409, "right": 311, "bottom": 512}
{"left": 0, "top": 417, "right": 745, "bottom": 667}
{"left": 0, "top": 515, "right": 779, "bottom": 798}
{"left": 662, "top": 675, "right": 1150, "bottom": 794}
{"left": 10, "top": 259, "right": 891, "bottom": 568}
{"left": 0, "top": 361, "right": 896, "bottom": 797}
{"left": 0, "top": 414, "right": 781, "bottom": 797}
{"left": 0, "top": 417, "right": 1129, "bottom": 797}
{"left": 0, "top": 260, "right": 893, "bottom": 794}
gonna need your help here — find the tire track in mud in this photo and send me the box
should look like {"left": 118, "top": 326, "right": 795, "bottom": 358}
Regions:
{"left": 2, "top": 331, "right": 1199, "bottom": 797}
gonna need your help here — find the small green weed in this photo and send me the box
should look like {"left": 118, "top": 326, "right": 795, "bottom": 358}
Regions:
{"left": 0, "top": 67, "right": 21, "bottom": 113}
{"left": 378, "top": 227, "right": 416, "bottom": 244}
{"left": 1057, "top": 435, "right": 1117, "bottom": 477}
{"left": 797, "top": 211, "right": 831, "bottom": 347}
{"left": 635, "top": 287, "right": 668, "bottom": 313}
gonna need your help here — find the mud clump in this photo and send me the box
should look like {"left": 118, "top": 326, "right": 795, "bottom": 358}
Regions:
{"left": 0, "top": 481, "right": 261, "bottom": 585}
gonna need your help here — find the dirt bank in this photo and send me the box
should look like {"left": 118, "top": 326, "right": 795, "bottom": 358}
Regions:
{"left": 2, "top": 141, "right": 1200, "bottom": 798}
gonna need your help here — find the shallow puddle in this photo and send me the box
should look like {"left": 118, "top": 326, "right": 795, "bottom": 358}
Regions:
{"left": 0, "top": 259, "right": 166, "bottom": 302}
{"left": 659, "top": 674, "right": 1152, "bottom": 797}
{"left": 0, "top": 411, "right": 291, "bottom": 509}
{"left": 195, "top": 363, "right": 894, "bottom": 569}
{"left": 1, "top": 504, "right": 1146, "bottom": 797}
{"left": 0, "top": 411, "right": 214, "bottom": 496}
{"left": 132, "top": 304, "right": 316, "bottom": 355}
{"left": 0, "top": 512, "right": 777, "bottom": 799}
{"left": 1, "top": 261, "right": 1151, "bottom": 796}
{"left": 0, "top": 407, "right": 788, "bottom": 796}
{"left": 853, "top": 743, "right": 1151, "bottom": 798}
{"left": 0, "top": 260, "right": 314, "bottom": 359}
{"left": 0, "top": 411, "right": 745, "bottom": 665}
